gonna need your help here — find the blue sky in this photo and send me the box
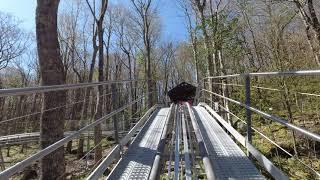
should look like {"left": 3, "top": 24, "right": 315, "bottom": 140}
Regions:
{"left": 0, "top": 0, "right": 188, "bottom": 42}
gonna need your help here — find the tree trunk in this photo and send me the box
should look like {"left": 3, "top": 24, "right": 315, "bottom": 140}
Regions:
{"left": 192, "top": 37, "right": 199, "bottom": 84}
{"left": 282, "top": 79, "right": 299, "bottom": 157}
{"left": 94, "top": 0, "right": 108, "bottom": 162}
{"left": 67, "top": 89, "right": 82, "bottom": 154}
{"left": 307, "top": 0, "right": 320, "bottom": 44}
{"left": 294, "top": 0, "right": 320, "bottom": 67}
{"left": 111, "top": 81, "right": 119, "bottom": 144}
{"left": 77, "top": 22, "right": 98, "bottom": 158}
{"left": 125, "top": 51, "right": 134, "bottom": 128}
{"left": 295, "top": 1, "right": 320, "bottom": 66}
{"left": 202, "top": 16, "right": 215, "bottom": 106}
{"left": 36, "top": 0, "right": 66, "bottom": 179}
{"left": 0, "top": 147, "right": 4, "bottom": 170}
{"left": 0, "top": 78, "right": 5, "bottom": 122}
{"left": 146, "top": 38, "right": 153, "bottom": 108}
{"left": 93, "top": 20, "right": 104, "bottom": 163}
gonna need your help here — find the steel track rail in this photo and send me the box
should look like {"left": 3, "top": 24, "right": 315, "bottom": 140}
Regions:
{"left": 181, "top": 110, "right": 191, "bottom": 180}
{"left": 174, "top": 106, "right": 181, "bottom": 180}
{"left": 185, "top": 102, "right": 215, "bottom": 180}
{"left": 149, "top": 103, "right": 174, "bottom": 179}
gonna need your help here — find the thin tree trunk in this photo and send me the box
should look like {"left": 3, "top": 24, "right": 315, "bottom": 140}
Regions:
{"left": 296, "top": 2, "right": 320, "bottom": 66}
{"left": 282, "top": 80, "right": 299, "bottom": 157}
{"left": 194, "top": 0, "right": 216, "bottom": 105}
{"left": 0, "top": 147, "right": 4, "bottom": 170}
{"left": 77, "top": 24, "right": 98, "bottom": 158}
{"left": 93, "top": 0, "right": 108, "bottom": 163}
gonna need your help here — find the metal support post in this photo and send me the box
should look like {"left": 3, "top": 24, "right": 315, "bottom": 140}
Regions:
{"left": 244, "top": 74, "right": 252, "bottom": 158}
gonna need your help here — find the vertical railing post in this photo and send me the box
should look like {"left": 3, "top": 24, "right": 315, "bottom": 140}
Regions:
{"left": 244, "top": 74, "right": 252, "bottom": 158}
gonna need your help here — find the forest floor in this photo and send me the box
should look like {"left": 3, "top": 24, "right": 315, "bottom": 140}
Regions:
{"left": 1, "top": 138, "right": 115, "bottom": 180}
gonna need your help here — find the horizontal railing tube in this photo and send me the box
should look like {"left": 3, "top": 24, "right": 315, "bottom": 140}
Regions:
{"left": 202, "top": 89, "right": 320, "bottom": 142}
{"left": 0, "top": 79, "right": 144, "bottom": 97}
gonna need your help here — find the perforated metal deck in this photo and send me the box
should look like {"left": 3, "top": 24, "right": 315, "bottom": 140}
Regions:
{"left": 193, "top": 106, "right": 265, "bottom": 180}
{"left": 107, "top": 108, "right": 169, "bottom": 180}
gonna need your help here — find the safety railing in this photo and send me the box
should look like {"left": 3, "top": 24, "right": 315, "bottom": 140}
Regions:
{"left": 200, "top": 70, "right": 320, "bottom": 179}
{"left": 0, "top": 79, "right": 155, "bottom": 179}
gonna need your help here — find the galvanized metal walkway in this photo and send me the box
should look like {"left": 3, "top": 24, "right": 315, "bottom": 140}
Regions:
{"left": 193, "top": 106, "right": 264, "bottom": 179}
{"left": 107, "top": 108, "right": 170, "bottom": 180}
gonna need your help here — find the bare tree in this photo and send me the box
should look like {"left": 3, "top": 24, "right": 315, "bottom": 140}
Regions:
{"left": 130, "top": 0, "right": 155, "bottom": 108}
{"left": 0, "top": 12, "right": 28, "bottom": 117}
{"left": 114, "top": 5, "right": 138, "bottom": 124}
{"left": 36, "top": 0, "right": 66, "bottom": 179}
{"left": 85, "top": 0, "right": 108, "bottom": 163}
{"left": 178, "top": 0, "right": 200, "bottom": 83}
{"left": 190, "top": 0, "right": 218, "bottom": 106}
{"left": 0, "top": 12, "right": 27, "bottom": 70}
{"left": 292, "top": 0, "right": 320, "bottom": 66}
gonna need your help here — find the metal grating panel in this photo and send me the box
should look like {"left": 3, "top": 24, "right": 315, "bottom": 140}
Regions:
{"left": 193, "top": 106, "right": 265, "bottom": 180}
{"left": 107, "top": 108, "right": 169, "bottom": 180}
